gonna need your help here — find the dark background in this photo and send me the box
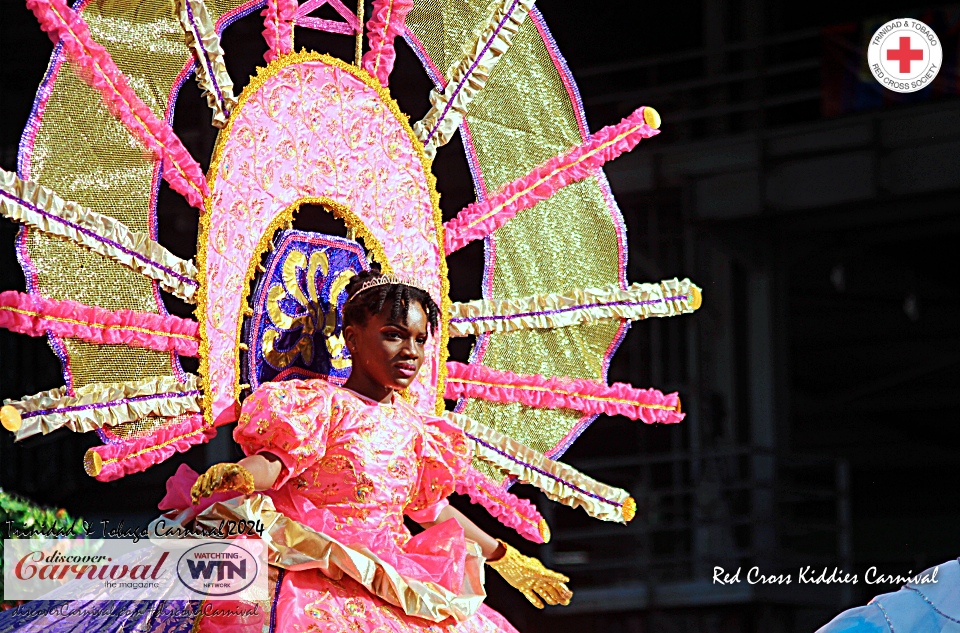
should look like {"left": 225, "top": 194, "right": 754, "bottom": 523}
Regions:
{"left": 1, "top": 1, "right": 958, "bottom": 631}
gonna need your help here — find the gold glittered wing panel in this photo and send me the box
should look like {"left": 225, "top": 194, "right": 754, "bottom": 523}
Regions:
{"left": 405, "top": 4, "right": 635, "bottom": 479}
{"left": 9, "top": 0, "right": 259, "bottom": 478}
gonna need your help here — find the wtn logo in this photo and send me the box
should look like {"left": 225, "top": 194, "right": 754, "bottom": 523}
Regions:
{"left": 185, "top": 559, "right": 247, "bottom": 581}
{"left": 176, "top": 542, "right": 261, "bottom": 597}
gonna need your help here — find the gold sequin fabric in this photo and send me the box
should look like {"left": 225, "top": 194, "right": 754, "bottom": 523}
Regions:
{"left": 19, "top": 0, "right": 251, "bottom": 390}
{"left": 407, "top": 3, "right": 629, "bottom": 471}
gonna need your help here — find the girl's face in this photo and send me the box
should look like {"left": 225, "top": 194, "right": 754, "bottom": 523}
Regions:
{"left": 343, "top": 300, "right": 429, "bottom": 394}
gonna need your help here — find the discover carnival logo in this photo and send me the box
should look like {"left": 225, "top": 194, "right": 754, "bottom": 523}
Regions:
{"left": 3, "top": 538, "right": 267, "bottom": 601}
{"left": 868, "top": 18, "right": 942, "bottom": 93}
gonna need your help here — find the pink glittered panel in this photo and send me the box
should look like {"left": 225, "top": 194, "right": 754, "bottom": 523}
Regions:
{"left": 205, "top": 58, "right": 445, "bottom": 425}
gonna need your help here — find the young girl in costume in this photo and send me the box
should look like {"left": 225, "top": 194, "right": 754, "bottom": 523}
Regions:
{"left": 184, "top": 269, "right": 572, "bottom": 631}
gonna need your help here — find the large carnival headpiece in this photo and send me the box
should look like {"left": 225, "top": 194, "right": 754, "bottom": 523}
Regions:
{"left": 0, "top": 0, "right": 701, "bottom": 542}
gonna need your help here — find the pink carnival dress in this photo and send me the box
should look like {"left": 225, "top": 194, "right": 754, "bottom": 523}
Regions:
{"left": 191, "top": 378, "right": 520, "bottom": 632}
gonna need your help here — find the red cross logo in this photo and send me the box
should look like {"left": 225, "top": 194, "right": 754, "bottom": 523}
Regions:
{"left": 886, "top": 36, "right": 924, "bottom": 73}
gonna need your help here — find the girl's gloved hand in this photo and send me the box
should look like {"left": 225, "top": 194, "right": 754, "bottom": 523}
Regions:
{"left": 190, "top": 463, "right": 255, "bottom": 505}
{"left": 487, "top": 540, "right": 573, "bottom": 608}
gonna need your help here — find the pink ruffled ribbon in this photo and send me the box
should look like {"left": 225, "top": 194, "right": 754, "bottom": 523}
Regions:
{"left": 445, "top": 361, "right": 684, "bottom": 425}
{"left": 91, "top": 415, "right": 215, "bottom": 482}
{"left": 25, "top": 0, "right": 209, "bottom": 210}
{"left": 262, "top": 0, "right": 297, "bottom": 62}
{"left": 361, "top": 0, "right": 414, "bottom": 87}
{"left": 455, "top": 466, "right": 545, "bottom": 544}
{"left": 444, "top": 106, "right": 660, "bottom": 253}
{"left": 0, "top": 290, "right": 200, "bottom": 356}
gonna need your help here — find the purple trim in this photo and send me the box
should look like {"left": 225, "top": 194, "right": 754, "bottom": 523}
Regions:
{"left": 183, "top": 0, "right": 228, "bottom": 114}
{"left": 13, "top": 229, "right": 36, "bottom": 307}
{"left": 461, "top": 234, "right": 497, "bottom": 416}
{"left": 548, "top": 413, "right": 598, "bottom": 461}
{"left": 0, "top": 190, "right": 199, "bottom": 287}
{"left": 16, "top": 43, "right": 64, "bottom": 179}
{"left": 48, "top": 331, "right": 74, "bottom": 391}
{"left": 423, "top": 0, "right": 523, "bottom": 145}
{"left": 596, "top": 171, "right": 629, "bottom": 287}
{"left": 481, "top": 233, "right": 496, "bottom": 298}
{"left": 222, "top": 0, "right": 266, "bottom": 30}
{"left": 269, "top": 568, "right": 285, "bottom": 632}
{"left": 403, "top": 29, "right": 494, "bottom": 207}
{"left": 594, "top": 174, "right": 631, "bottom": 395}
{"left": 459, "top": 119, "right": 489, "bottom": 206}
{"left": 21, "top": 390, "right": 200, "bottom": 419}
{"left": 466, "top": 431, "right": 623, "bottom": 508}
{"left": 15, "top": 225, "right": 77, "bottom": 394}
{"left": 402, "top": 31, "right": 446, "bottom": 89}
{"left": 534, "top": 12, "right": 631, "bottom": 309}
{"left": 14, "top": 0, "right": 263, "bottom": 397}
{"left": 451, "top": 296, "right": 688, "bottom": 324}
{"left": 460, "top": 234, "right": 497, "bottom": 413}
{"left": 403, "top": 29, "right": 489, "bottom": 418}
{"left": 531, "top": 9, "right": 588, "bottom": 141}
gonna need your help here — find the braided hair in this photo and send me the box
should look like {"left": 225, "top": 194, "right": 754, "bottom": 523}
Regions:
{"left": 342, "top": 269, "right": 440, "bottom": 334}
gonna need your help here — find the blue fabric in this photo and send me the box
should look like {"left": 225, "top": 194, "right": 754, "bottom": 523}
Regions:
{"left": 818, "top": 559, "right": 960, "bottom": 632}
{"left": 244, "top": 230, "right": 368, "bottom": 389}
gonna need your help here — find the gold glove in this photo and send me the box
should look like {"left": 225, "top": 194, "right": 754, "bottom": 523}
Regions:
{"left": 190, "top": 463, "right": 256, "bottom": 505}
{"left": 487, "top": 540, "right": 572, "bottom": 608}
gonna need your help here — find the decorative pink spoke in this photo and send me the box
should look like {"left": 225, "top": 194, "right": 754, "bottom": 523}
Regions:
{"left": 444, "top": 106, "right": 661, "bottom": 253}
{"left": 0, "top": 290, "right": 200, "bottom": 356}
{"left": 297, "top": 16, "right": 355, "bottom": 35}
{"left": 445, "top": 361, "right": 683, "bottom": 424}
{"left": 26, "top": 0, "right": 209, "bottom": 209}
{"left": 296, "top": 0, "right": 360, "bottom": 33}
{"left": 89, "top": 417, "right": 214, "bottom": 482}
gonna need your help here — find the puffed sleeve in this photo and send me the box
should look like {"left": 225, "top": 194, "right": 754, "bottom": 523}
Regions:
{"left": 404, "top": 414, "right": 472, "bottom": 523}
{"left": 234, "top": 379, "right": 338, "bottom": 489}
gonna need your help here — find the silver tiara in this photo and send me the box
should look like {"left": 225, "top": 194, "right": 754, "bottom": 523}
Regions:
{"left": 347, "top": 273, "right": 434, "bottom": 303}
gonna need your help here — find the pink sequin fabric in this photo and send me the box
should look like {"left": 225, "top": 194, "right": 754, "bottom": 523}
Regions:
{"left": 227, "top": 378, "right": 518, "bottom": 632}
